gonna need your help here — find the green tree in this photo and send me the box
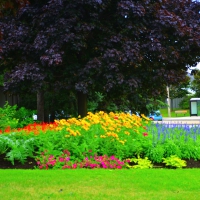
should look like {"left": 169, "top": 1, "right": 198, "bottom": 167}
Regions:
{"left": 191, "top": 69, "right": 200, "bottom": 97}
{"left": 169, "top": 74, "right": 191, "bottom": 99}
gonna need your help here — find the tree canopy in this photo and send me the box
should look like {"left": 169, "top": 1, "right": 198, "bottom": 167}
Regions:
{"left": 191, "top": 69, "right": 200, "bottom": 96}
{"left": 0, "top": 0, "right": 200, "bottom": 119}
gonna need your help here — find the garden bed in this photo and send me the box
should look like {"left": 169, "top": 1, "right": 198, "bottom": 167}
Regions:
{"left": 1, "top": 111, "right": 200, "bottom": 170}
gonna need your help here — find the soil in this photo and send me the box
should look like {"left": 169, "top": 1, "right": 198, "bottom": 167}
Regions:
{"left": 0, "top": 154, "right": 37, "bottom": 169}
{"left": 1, "top": 154, "right": 200, "bottom": 169}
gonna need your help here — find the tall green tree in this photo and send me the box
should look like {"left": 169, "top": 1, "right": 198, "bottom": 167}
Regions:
{"left": 169, "top": 74, "right": 191, "bottom": 99}
{"left": 191, "top": 69, "right": 200, "bottom": 97}
{"left": 0, "top": 0, "right": 200, "bottom": 120}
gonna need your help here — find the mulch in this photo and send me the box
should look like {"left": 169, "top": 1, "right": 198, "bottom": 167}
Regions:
{"left": 0, "top": 154, "right": 37, "bottom": 169}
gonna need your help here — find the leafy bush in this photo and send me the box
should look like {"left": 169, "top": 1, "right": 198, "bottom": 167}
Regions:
{"left": 0, "top": 102, "right": 35, "bottom": 130}
{"left": 0, "top": 102, "right": 18, "bottom": 130}
{"left": 0, "top": 133, "right": 35, "bottom": 165}
{"left": 145, "top": 144, "right": 165, "bottom": 163}
{"left": 14, "top": 107, "right": 36, "bottom": 128}
{"left": 162, "top": 155, "right": 187, "bottom": 169}
{"left": 125, "top": 156, "right": 153, "bottom": 169}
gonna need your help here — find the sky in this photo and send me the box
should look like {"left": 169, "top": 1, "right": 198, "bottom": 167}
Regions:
{"left": 187, "top": 63, "right": 200, "bottom": 73}
{"left": 195, "top": 63, "right": 200, "bottom": 70}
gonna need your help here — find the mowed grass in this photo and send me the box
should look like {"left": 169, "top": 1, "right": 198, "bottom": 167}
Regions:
{"left": 1, "top": 169, "right": 200, "bottom": 200}
{"left": 160, "top": 108, "right": 190, "bottom": 117}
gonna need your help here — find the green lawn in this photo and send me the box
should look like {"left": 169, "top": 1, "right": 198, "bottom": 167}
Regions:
{"left": 1, "top": 169, "right": 200, "bottom": 200}
{"left": 160, "top": 108, "right": 190, "bottom": 117}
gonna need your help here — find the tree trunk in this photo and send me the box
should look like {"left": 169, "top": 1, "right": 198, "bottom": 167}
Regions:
{"left": 77, "top": 92, "right": 87, "bottom": 118}
{"left": 37, "top": 90, "right": 44, "bottom": 122}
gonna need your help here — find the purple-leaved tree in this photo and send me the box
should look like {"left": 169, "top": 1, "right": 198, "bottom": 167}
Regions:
{"left": 0, "top": 0, "right": 200, "bottom": 120}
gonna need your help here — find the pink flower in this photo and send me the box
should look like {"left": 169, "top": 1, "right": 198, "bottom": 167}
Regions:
{"left": 59, "top": 157, "right": 65, "bottom": 162}
{"left": 65, "top": 157, "right": 70, "bottom": 161}
{"left": 48, "top": 160, "right": 56, "bottom": 166}
{"left": 110, "top": 155, "right": 115, "bottom": 160}
{"left": 101, "top": 162, "right": 107, "bottom": 168}
{"left": 117, "top": 161, "right": 124, "bottom": 165}
{"left": 72, "top": 164, "right": 77, "bottom": 169}
{"left": 63, "top": 150, "right": 70, "bottom": 156}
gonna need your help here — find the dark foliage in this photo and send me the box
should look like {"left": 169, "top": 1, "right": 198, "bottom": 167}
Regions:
{"left": 0, "top": 0, "right": 200, "bottom": 112}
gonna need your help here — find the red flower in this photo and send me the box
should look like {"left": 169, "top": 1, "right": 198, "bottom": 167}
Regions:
{"left": 143, "top": 132, "right": 148, "bottom": 137}
{"left": 5, "top": 126, "right": 11, "bottom": 133}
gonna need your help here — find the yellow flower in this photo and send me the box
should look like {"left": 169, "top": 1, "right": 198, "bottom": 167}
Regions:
{"left": 70, "top": 131, "right": 77, "bottom": 136}
{"left": 65, "top": 135, "right": 70, "bottom": 138}
{"left": 76, "top": 130, "right": 81, "bottom": 135}
{"left": 141, "top": 114, "right": 151, "bottom": 121}
{"left": 124, "top": 131, "right": 130, "bottom": 135}
{"left": 116, "top": 128, "right": 121, "bottom": 132}
{"left": 119, "top": 140, "right": 125, "bottom": 145}
{"left": 106, "top": 132, "right": 119, "bottom": 138}
{"left": 108, "top": 126, "right": 115, "bottom": 131}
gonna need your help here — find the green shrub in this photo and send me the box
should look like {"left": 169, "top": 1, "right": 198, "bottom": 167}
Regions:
{"left": 145, "top": 144, "right": 165, "bottom": 163}
{"left": 0, "top": 102, "right": 36, "bottom": 130}
{"left": 126, "top": 156, "right": 153, "bottom": 169}
{"left": 14, "top": 107, "right": 36, "bottom": 128}
{"left": 162, "top": 155, "right": 187, "bottom": 169}
{"left": 0, "top": 102, "right": 18, "bottom": 130}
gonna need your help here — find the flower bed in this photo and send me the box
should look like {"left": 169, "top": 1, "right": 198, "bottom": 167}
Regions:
{"left": 1, "top": 111, "right": 200, "bottom": 169}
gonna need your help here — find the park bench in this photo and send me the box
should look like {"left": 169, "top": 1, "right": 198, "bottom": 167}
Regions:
{"left": 174, "top": 110, "right": 187, "bottom": 116}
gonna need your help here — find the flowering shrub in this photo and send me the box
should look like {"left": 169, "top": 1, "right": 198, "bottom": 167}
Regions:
{"left": 36, "top": 150, "right": 129, "bottom": 170}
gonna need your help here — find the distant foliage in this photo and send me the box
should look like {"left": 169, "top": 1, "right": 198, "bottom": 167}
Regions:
{"left": 0, "top": 102, "right": 35, "bottom": 130}
{"left": 179, "top": 95, "right": 194, "bottom": 109}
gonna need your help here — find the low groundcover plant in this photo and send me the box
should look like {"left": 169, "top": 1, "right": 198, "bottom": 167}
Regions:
{"left": 162, "top": 155, "right": 187, "bottom": 169}
{"left": 36, "top": 150, "right": 129, "bottom": 169}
